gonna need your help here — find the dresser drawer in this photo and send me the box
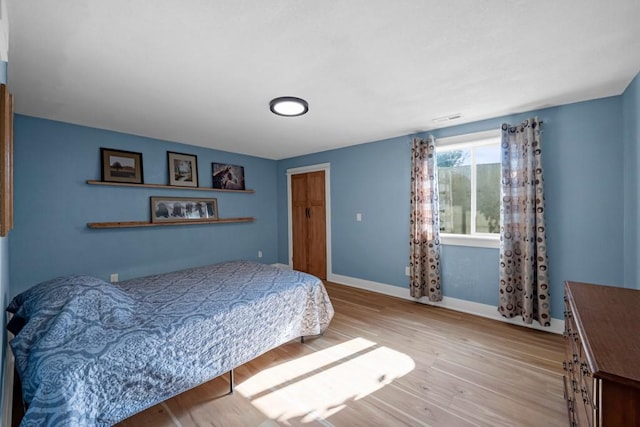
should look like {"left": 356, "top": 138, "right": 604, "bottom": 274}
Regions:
{"left": 563, "top": 375, "right": 575, "bottom": 426}
{"left": 577, "top": 351, "right": 597, "bottom": 411}
{"left": 563, "top": 281, "right": 640, "bottom": 427}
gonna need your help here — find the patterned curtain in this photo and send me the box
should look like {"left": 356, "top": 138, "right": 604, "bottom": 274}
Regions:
{"left": 498, "top": 118, "right": 550, "bottom": 326}
{"left": 410, "top": 136, "right": 442, "bottom": 301}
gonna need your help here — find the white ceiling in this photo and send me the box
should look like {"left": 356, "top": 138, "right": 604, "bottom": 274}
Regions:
{"left": 7, "top": 1, "right": 640, "bottom": 160}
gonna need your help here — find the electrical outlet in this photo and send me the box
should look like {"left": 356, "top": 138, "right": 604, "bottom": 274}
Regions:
{"left": 110, "top": 273, "right": 119, "bottom": 283}
{"left": 258, "top": 250, "right": 263, "bottom": 258}
{"left": 356, "top": 213, "right": 362, "bottom": 221}
{"left": 405, "top": 266, "right": 410, "bottom": 276}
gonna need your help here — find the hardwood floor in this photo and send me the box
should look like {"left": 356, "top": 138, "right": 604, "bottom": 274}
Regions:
{"left": 117, "top": 282, "right": 567, "bottom": 427}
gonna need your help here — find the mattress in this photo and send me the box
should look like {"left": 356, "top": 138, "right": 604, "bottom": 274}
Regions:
{"left": 7, "top": 260, "right": 334, "bottom": 426}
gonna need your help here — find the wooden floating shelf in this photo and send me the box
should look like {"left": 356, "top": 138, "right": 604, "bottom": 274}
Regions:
{"left": 87, "top": 217, "right": 255, "bottom": 229}
{"left": 86, "top": 180, "right": 255, "bottom": 193}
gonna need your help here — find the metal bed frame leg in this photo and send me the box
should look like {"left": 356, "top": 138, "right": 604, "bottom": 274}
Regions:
{"left": 227, "top": 335, "right": 310, "bottom": 396}
{"left": 301, "top": 332, "right": 327, "bottom": 344}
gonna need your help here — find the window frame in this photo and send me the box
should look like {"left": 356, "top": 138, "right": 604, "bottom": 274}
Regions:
{"left": 436, "top": 130, "right": 501, "bottom": 249}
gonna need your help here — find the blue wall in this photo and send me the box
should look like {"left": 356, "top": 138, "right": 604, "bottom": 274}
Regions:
{"left": 278, "top": 96, "right": 626, "bottom": 319}
{"left": 10, "top": 115, "right": 278, "bottom": 296}
{"left": 277, "top": 137, "right": 413, "bottom": 286}
{"left": 623, "top": 72, "right": 640, "bottom": 289}
{"left": 7, "top": 73, "right": 640, "bottom": 323}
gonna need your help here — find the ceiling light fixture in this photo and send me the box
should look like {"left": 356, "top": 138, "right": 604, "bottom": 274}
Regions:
{"left": 269, "top": 96, "right": 309, "bottom": 117}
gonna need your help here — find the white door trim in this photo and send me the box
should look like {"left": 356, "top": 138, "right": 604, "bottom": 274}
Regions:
{"left": 286, "top": 163, "right": 331, "bottom": 278}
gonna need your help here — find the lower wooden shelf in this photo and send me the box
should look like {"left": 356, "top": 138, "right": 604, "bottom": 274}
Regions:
{"left": 87, "top": 217, "right": 254, "bottom": 229}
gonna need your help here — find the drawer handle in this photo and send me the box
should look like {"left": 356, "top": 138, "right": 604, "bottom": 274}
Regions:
{"left": 580, "top": 362, "right": 589, "bottom": 376}
{"left": 581, "top": 387, "right": 589, "bottom": 405}
{"left": 565, "top": 361, "right": 573, "bottom": 373}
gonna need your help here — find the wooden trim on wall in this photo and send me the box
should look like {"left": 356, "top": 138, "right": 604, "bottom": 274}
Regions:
{"left": 0, "top": 84, "right": 13, "bottom": 237}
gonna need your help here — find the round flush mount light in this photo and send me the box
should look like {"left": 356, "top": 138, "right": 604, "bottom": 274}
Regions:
{"left": 269, "top": 96, "right": 309, "bottom": 117}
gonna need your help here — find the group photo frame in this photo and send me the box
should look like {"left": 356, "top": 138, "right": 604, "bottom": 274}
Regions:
{"left": 101, "top": 148, "right": 144, "bottom": 184}
{"left": 168, "top": 151, "right": 198, "bottom": 187}
{"left": 150, "top": 196, "right": 218, "bottom": 223}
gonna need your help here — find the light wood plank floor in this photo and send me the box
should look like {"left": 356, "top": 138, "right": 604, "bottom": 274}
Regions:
{"left": 117, "top": 282, "right": 567, "bottom": 427}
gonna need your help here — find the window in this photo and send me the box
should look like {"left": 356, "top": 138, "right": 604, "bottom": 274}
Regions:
{"left": 436, "top": 130, "right": 501, "bottom": 248}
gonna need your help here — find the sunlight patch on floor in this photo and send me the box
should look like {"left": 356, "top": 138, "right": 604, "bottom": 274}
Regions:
{"left": 236, "top": 338, "right": 415, "bottom": 424}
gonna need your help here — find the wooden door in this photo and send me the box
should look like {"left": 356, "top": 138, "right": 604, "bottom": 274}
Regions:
{"left": 291, "top": 171, "right": 326, "bottom": 279}
{"left": 291, "top": 174, "right": 309, "bottom": 274}
{"left": 306, "top": 171, "right": 326, "bottom": 279}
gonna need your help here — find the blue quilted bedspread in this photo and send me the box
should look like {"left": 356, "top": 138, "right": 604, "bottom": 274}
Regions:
{"left": 7, "top": 261, "right": 334, "bottom": 426}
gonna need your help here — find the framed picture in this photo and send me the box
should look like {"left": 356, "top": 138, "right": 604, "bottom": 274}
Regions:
{"left": 168, "top": 151, "right": 198, "bottom": 187}
{"left": 101, "top": 148, "right": 144, "bottom": 184}
{"left": 151, "top": 196, "right": 218, "bottom": 223}
{"left": 0, "top": 84, "right": 13, "bottom": 237}
{"left": 212, "top": 163, "right": 245, "bottom": 190}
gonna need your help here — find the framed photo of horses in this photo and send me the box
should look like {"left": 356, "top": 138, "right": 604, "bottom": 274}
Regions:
{"left": 212, "top": 163, "right": 245, "bottom": 190}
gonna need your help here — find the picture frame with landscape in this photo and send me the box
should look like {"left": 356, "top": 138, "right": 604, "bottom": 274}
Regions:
{"left": 101, "top": 148, "right": 143, "bottom": 184}
{"left": 168, "top": 151, "right": 198, "bottom": 187}
{"left": 150, "top": 196, "right": 218, "bottom": 223}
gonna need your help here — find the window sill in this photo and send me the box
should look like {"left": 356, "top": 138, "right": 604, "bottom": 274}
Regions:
{"left": 440, "top": 234, "right": 500, "bottom": 249}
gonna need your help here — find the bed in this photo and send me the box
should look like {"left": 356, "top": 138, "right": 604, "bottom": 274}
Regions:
{"left": 7, "top": 260, "right": 334, "bottom": 426}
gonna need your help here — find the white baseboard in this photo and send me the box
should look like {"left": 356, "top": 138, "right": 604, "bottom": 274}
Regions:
{"left": 2, "top": 318, "right": 14, "bottom": 427}
{"left": 327, "top": 273, "right": 564, "bottom": 335}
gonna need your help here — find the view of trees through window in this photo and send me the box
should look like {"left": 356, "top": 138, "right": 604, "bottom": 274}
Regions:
{"left": 436, "top": 143, "right": 500, "bottom": 235}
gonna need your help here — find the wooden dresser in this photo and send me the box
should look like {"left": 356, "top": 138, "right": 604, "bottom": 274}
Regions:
{"left": 563, "top": 281, "right": 640, "bottom": 426}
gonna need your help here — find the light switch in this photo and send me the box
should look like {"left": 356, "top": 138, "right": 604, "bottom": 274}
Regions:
{"left": 356, "top": 213, "right": 362, "bottom": 221}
